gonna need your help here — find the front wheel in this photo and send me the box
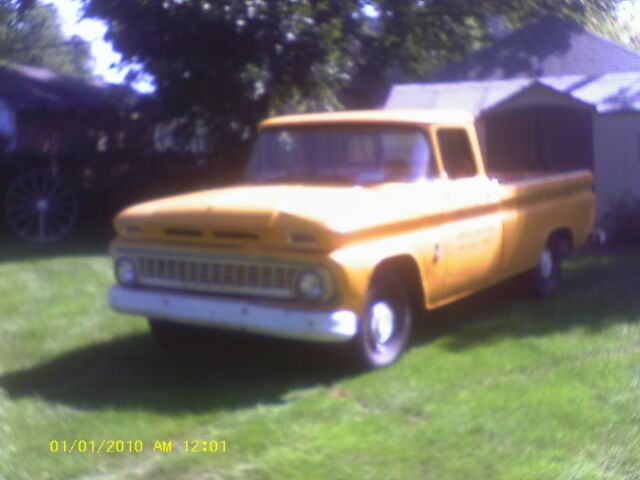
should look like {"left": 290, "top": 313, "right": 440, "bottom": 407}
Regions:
{"left": 354, "top": 271, "right": 413, "bottom": 368}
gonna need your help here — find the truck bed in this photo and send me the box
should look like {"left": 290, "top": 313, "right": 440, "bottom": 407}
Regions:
{"left": 488, "top": 168, "right": 595, "bottom": 282}
{"left": 490, "top": 169, "right": 591, "bottom": 186}
{"left": 490, "top": 169, "right": 593, "bottom": 203}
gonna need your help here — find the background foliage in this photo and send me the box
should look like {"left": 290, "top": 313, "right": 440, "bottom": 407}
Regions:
{"left": 80, "top": 0, "right": 626, "bottom": 160}
{"left": 0, "top": 0, "right": 632, "bottom": 168}
{"left": 0, "top": 0, "right": 92, "bottom": 77}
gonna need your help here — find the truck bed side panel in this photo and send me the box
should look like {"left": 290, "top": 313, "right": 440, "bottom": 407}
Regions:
{"left": 496, "top": 170, "right": 595, "bottom": 281}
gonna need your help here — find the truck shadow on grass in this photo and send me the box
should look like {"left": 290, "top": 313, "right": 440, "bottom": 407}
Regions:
{"left": 1, "top": 249, "right": 639, "bottom": 413}
{"left": 0, "top": 330, "right": 359, "bottom": 414}
{"left": 413, "top": 248, "right": 640, "bottom": 350}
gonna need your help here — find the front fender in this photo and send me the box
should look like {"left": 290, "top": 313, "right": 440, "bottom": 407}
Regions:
{"left": 329, "top": 228, "right": 442, "bottom": 312}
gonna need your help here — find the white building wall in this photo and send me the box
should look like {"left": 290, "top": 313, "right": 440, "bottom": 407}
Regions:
{"left": 0, "top": 98, "right": 16, "bottom": 150}
{"left": 593, "top": 112, "right": 640, "bottom": 222}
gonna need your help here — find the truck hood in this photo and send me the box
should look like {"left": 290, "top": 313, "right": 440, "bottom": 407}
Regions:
{"left": 114, "top": 183, "right": 445, "bottom": 251}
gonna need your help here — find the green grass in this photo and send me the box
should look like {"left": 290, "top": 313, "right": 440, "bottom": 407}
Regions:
{"left": 1, "top": 233, "right": 639, "bottom": 480}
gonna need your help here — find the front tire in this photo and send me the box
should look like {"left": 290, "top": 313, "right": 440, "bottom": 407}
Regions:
{"left": 355, "top": 270, "right": 413, "bottom": 368}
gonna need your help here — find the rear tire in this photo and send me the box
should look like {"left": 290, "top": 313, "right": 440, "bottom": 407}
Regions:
{"left": 354, "top": 270, "right": 413, "bottom": 368}
{"left": 528, "top": 238, "right": 563, "bottom": 297}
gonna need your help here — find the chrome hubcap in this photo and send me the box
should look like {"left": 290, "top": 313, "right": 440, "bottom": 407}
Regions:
{"left": 370, "top": 301, "right": 395, "bottom": 348}
{"left": 539, "top": 248, "right": 554, "bottom": 279}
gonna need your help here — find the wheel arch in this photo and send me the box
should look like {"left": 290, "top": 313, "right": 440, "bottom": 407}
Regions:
{"left": 370, "top": 254, "right": 427, "bottom": 313}
{"left": 547, "top": 226, "right": 574, "bottom": 257}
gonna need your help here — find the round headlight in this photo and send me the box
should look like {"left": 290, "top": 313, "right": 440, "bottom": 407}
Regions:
{"left": 115, "top": 257, "right": 137, "bottom": 286}
{"left": 297, "top": 270, "right": 325, "bottom": 302}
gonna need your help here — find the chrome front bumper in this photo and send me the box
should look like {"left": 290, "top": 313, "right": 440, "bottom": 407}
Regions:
{"left": 109, "top": 286, "right": 358, "bottom": 343}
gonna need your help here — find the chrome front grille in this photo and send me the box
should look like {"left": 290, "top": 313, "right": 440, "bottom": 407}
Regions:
{"left": 131, "top": 252, "right": 301, "bottom": 299}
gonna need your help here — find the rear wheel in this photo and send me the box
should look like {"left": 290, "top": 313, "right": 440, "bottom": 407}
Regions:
{"left": 354, "top": 270, "right": 413, "bottom": 368}
{"left": 529, "top": 238, "right": 563, "bottom": 297}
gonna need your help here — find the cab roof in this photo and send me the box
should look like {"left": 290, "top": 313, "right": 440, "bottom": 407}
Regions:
{"left": 259, "top": 109, "right": 475, "bottom": 129}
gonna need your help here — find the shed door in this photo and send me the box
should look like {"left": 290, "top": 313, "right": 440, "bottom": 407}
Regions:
{"left": 485, "top": 106, "right": 593, "bottom": 173}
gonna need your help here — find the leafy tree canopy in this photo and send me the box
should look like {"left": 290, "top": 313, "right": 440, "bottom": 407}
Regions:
{"left": 0, "top": 0, "right": 92, "bottom": 77}
{"left": 82, "top": 0, "right": 625, "bottom": 157}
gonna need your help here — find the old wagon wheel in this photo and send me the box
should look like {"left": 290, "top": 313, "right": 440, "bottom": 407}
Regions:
{"left": 4, "top": 170, "right": 78, "bottom": 243}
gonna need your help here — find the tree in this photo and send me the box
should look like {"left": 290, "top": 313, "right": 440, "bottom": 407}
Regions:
{"left": 86, "top": 0, "right": 368, "bottom": 161}
{"left": 82, "top": 0, "right": 626, "bottom": 163}
{"left": 0, "top": 0, "right": 92, "bottom": 78}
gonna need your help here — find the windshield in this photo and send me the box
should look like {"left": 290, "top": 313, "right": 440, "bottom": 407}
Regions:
{"left": 248, "top": 125, "right": 435, "bottom": 184}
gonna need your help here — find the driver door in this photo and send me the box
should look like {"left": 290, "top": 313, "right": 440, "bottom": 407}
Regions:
{"left": 436, "top": 127, "right": 504, "bottom": 299}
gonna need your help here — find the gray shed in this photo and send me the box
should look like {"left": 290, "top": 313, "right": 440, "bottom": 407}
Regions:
{"left": 385, "top": 16, "right": 640, "bottom": 223}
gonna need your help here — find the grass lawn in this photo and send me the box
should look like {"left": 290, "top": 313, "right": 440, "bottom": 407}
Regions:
{"left": 0, "top": 232, "right": 639, "bottom": 480}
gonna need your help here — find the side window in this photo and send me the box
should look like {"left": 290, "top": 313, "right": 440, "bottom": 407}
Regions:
{"left": 437, "top": 129, "right": 477, "bottom": 179}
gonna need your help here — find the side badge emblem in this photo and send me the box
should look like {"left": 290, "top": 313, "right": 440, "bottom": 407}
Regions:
{"left": 433, "top": 243, "right": 442, "bottom": 264}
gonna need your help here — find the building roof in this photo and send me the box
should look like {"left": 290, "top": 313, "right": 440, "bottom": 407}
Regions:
{"left": 429, "top": 15, "right": 640, "bottom": 81}
{"left": 385, "top": 72, "right": 640, "bottom": 116}
{"left": 0, "top": 63, "right": 139, "bottom": 112}
{"left": 260, "top": 109, "right": 475, "bottom": 128}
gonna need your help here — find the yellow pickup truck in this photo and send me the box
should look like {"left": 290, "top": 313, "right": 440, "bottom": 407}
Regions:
{"left": 109, "top": 109, "right": 595, "bottom": 367}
